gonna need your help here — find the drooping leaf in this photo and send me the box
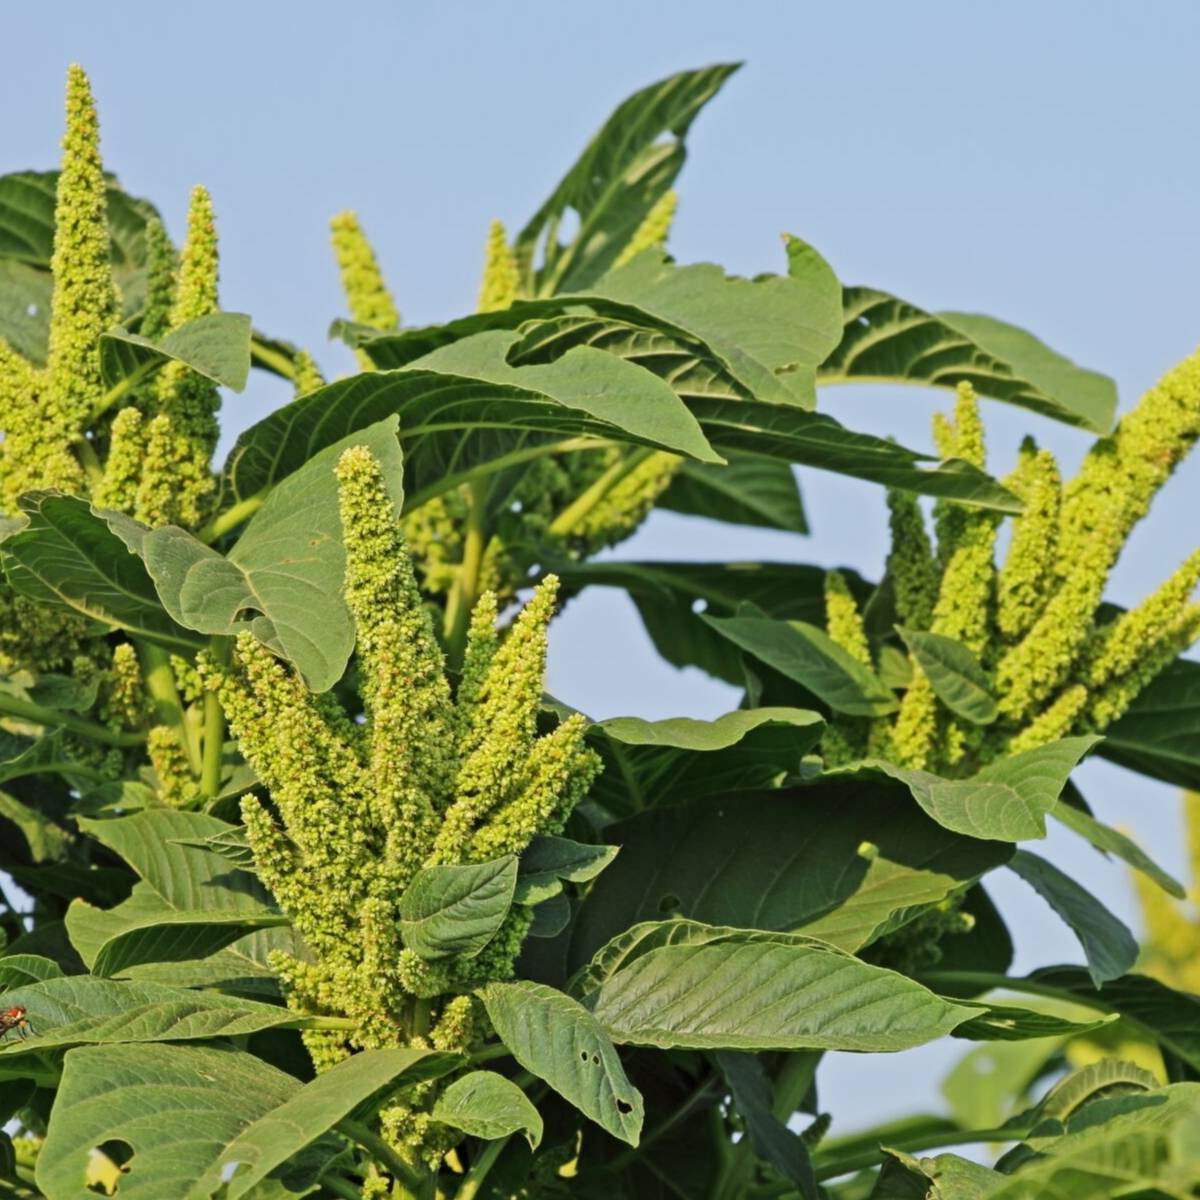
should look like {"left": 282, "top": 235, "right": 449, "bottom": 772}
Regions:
{"left": 818, "top": 286, "right": 1118, "bottom": 435}
{"left": 514, "top": 836, "right": 619, "bottom": 906}
{"left": 203, "top": 1048, "right": 458, "bottom": 1199}
{"left": 862, "top": 736, "right": 1099, "bottom": 841}
{"left": 478, "top": 980, "right": 643, "bottom": 1146}
{"left": 99, "top": 312, "right": 252, "bottom": 394}
{"left": 514, "top": 64, "right": 740, "bottom": 294}
{"left": 432, "top": 1070, "right": 544, "bottom": 1150}
{"left": 896, "top": 627, "right": 997, "bottom": 725}
{"left": 0, "top": 494, "right": 201, "bottom": 652}
{"left": 0, "top": 954, "right": 62, "bottom": 990}
{"left": 1008, "top": 850, "right": 1138, "bottom": 986}
{"left": 702, "top": 614, "right": 897, "bottom": 716}
{"left": 570, "top": 787, "right": 1012, "bottom": 968}
{"left": 134, "top": 417, "right": 404, "bottom": 691}
{"left": 589, "top": 707, "right": 825, "bottom": 816}
{"left": 399, "top": 857, "right": 518, "bottom": 961}
{"left": 951, "top": 1003, "right": 1117, "bottom": 1042}
{"left": 658, "top": 454, "right": 808, "bottom": 533}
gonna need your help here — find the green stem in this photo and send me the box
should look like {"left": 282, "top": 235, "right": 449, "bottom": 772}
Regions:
{"left": 287, "top": 1015, "right": 358, "bottom": 1032}
{"left": 251, "top": 337, "right": 298, "bottom": 380}
{"left": 138, "top": 641, "right": 201, "bottom": 776}
{"left": 811, "top": 1124, "right": 1030, "bottom": 1183}
{"left": 74, "top": 434, "right": 104, "bottom": 486}
{"left": 337, "top": 1118, "right": 427, "bottom": 1194}
{"left": 198, "top": 494, "right": 265, "bottom": 543}
{"left": 89, "top": 361, "right": 157, "bottom": 424}
{"left": 547, "top": 447, "right": 653, "bottom": 538}
{"left": 0, "top": 689, "right": 145, "bottom": 747}
{"left": 454, "top": 1137, "right": 509, "bottom": 1200}
{"left": 199, "top": 636, "right": 230, "bottom": 799}
{"left": 443, "top": 481, "right": 490, "bottom": 668}
{"left": 319, "top": 1171, "right": 362, "bottom": 1200}
{"left": 468, "top": 1042, "right": 511, "bottom": 1066}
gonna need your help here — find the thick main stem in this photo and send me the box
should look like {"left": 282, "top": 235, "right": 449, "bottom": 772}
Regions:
{"left": 199, "top": 636, "right": 230, "bottom": 798}
{"left": 443, "top": 482, "right": 489, "bottom": 667}
{"left": 337, "top": 1118, "right": 426, "bottom": 1195}
{"left": 139, "top": 641, "right": 201, "bottom": 776}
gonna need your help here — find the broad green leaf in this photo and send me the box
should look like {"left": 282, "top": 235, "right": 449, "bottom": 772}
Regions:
{"left": 1008, "top": 850, "right": 1138, "bottom": 986}
{"left": 1037, "top": 1059, "right": 1160, "bottom": 1124}
{"left": 703, "top": 614, "right": 897, "bottom": 716}
{"left": 951, "top": 1003, "right": 1116, "bottom": 1042}
{"left": 589, "top": 934, "right": 977, "bottom": 1052}
{"left": 589, "top": 707, "right": 825, "bottom": 816}
{"left": 514, "top": 64, "right": 740, "bottom": 294}
{"left": 99, "top": 312, "right": 252, "bottom": 394}
{"left": 1101, "top": 657, "right": 1200, "bottom": 789}
{"left": 659, "top": 454, "right": 808, "bottom": 533}
{"left": 570, "top": 787, "right": 1012, "bottom": 968}
{"left": 872, "top": 1150, "right": 1005, "bottom": 1198}
{"left": 169, "top": 826, "right": 256, "bottom": 870}
{"left": 864, "top": 736, "right": 1099, "bottom": 841}
{"left": 1052, "top": 792, "right": 1185, "bottom": 898}
{"left": 0, "top": 257, "right": 53, "bottom": 362}
{"left": 399, "top": 857, "right": 517, "bottom": 961}
{"left": 0, "top": 955, "right": 62, "bottom": 989}
{"left": 819, "top": 286, "right": 1118, "bottom": 435}
{"left": 514, "top": 836, "right": 619, "bottom": 906}
{"left": 478, "top": 980, "right": 643, "bottom": 1145}
{"left": 716, "top": 1052, "right": 817, "bottom": 1199}
{"left": 136, "top": 416, "right": 404, "bottom": 691}
{"left": 0, "top": 494, "right": 201, "bottom": 652}
{"left": 36, "top": 1043, "right": 298, "bottom": 1199}
{"left": 432, "top": 1070, "right": 544, "bottom": 1149}
{"left": 896, "top": 627, "right": 998, "bottom": 725}
{"left": 202, "top": 1048, "right": 458, "bottom": 1199}
{"left": 0, "top": 977, "right": 300, "bottom": 1058}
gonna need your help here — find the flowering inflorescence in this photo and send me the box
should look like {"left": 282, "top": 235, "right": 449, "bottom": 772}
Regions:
{"left": 205, "top": 444, "right": 599, "bottom": 1164}
{"left": 817, "top": 351, "right": 1200, "bottom": 776}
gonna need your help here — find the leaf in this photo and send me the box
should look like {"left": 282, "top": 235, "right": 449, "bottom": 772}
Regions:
{"left": 1037, "top": 1059, "right": 1160, "bottom": 1123}
{"left": 819, "top": 286, "right": 1118, "bottom": 435}
{"left": 569, "top": 786, "right": 1012, "bottom": 968}
{"left": 1100, "top": 657, "right": 1200, "bottom": 789}
{"left": 589, "top": 706, "right": 825, "bottom": 816}
{"left": 942, "top": 1037, "right": 1071, "bottom": 1130}
{"left": 136, "top": 416, "right": 404, "bottom": 691}
{"left": 1007, "top": 850, "right": 1138, "bottom": 986}
{"left": 658, "top": 454, "right": 808, "bottom": 533}
{"left": 0, "top": 955, "right": 62, "bottom": 989}
{"left": 716, "top": 1052, "right": 817, "bottom": 1199}
{"left": 0, "top": 977, "right": 301, "bottom": 1059}
{"left": 951, "top": 1003, "right": 1117, "bottom": 1041}
{"left": 513, "top": 64, "right": 740, "bottom": 294}
{"left": 529, "top": 895, "right": 572, "bottom": 939}
{"left": 514, "top": 836, "right": 619, "bottom": 906}
{"left": 863, "top": 736, "right": 1099, "bottom": 841}
{"left": 896, "top": 627, "right": 998, "bottom": 725}
{"left": 36, "top": 1043, "right": 298, "bottom": 1199}
{"left": 99, "top": 312, "right": 252, "bottom": 393}
{"left": 432, "top": 1070, "right": 544, "bottom": 1150}
{"left": 478, "top": 980, "right": 643, "bottom": 1146}
{"left": 399, "top": 857, "right": 517, "bottom": 961}
{"left": 169, "top": 826, "right": 256, "bottom": 870}
{"left": 702, "top": 614, "right": 897, "bottom": 716}
{"left": 589, "top": 931, "right": 978, "bottom": 1052}
{"left": 205, "top": 1048, "right": 458, "bottom": 1199}
{"left": 0, "top": 494, "right": 202, "bottom": 652}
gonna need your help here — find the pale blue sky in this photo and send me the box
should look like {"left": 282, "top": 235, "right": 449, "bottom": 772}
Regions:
{"left": 7, "top": 0, "right": 1200, "bottom": 1133}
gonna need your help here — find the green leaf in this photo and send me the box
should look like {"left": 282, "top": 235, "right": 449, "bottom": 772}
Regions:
{"left": 589, "top": 930, "right": 978, "bottom": 1052}
{"left": 1101, "top": 657, "right": 1200, "bottom": 789}
{"left": 1008, "top": 850, "right": 1138, "bottom": 986}
{"left": 951, "top": 1003, "right": 1117, "bottom": 1042}
{"left": 1037, "top": 1059, "right": 1160, "bottom": 1123}
{"left": 432, "top": 1070, "right": 544, "bottom": 1150}
{"left": 570, "top": 787, "right": 1012, "bottom": 967}
{"left": 478, "top": 980, "right": 643, "bottom": 1146}
{"left": 658, "top": 454, "right": 808, "bottom": 533}
{"left": 896, "top": 627, "right": 998, "bottom": 725}
{"left": 0, "top": 955, "right": 62, "bottom": 989}
{"left": 169, "top": 826, "right": 256, "bottom": 870}
{"left": 863, "top": 736, "right": 1099, "bottom": 841}
{"left": 137, "top": 416, "right": 404, "bottom": 692}
{"left": 589, "top": 707, "right": 825, "bottom": 816}
{"left": 36, "top": 1043, "right": 298, "bottom": 1199}
{"left": 0, "top": 257, "right": 52, "bottom": 362}
{"left": 942, "top": 1037, "right": 1070, "bottom": 1130}
{"left": 0, "top": 494, "right": 202, "bottom": 652}
{"left": 702, "top": 614, "right": 897, "bottom": 716}
{"left": 206, "top": 1048, "right": 458, "bottom": 1200}
{"left": 399, "top": 857, "right": 518, "bottom": 961}
{"left": 514, "top": 64, "right": 740, "bottom": 295}
{"left": 100, "top": 312, "right": 252, "bottom": 394}
{"left": 514, "top": 836, "right": 619, "bottom": 906}
{"left": 819, "top": 286, "right": 1118, "bottom": 435}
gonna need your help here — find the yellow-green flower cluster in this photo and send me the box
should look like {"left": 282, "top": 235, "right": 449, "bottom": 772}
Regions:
{"left": 614, "top": 190, "right": 678, "bottom": 267}
{"left": 476, "top": 218, "right": 519, "bottom": 313}
{"left": 206, "top": 446, "right": 599, "bottom": 1079}
{"left": 996, "top": 439, "right": 1061, "bottom": 642}
{"left": 819, "top": 570, "right": 872, "bottom": 766}
{"left": 330, "top": 210, "right": 400, "bottom": 366}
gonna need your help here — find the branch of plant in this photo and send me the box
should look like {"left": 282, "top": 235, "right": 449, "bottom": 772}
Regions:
{"left": 250, "top": 337, "right": 298, "bottom": 380}
{"left": 137, "top": 640, "right": 202, "bottom": 776}
{"left": 0, "top": 689, "right": 145, "bottom": 747}
{"left": 199, "top": 636, "right": 231, "bottom": 798}
{"left": 454, "top": 1136, "right": 509, "bottom": 1200}
{"left": 443, "top": 480, "right": 491, "bottom": 668}
{"left": 337, "top": 1117, "right": 427, "bottom": 1194}
{"left": 547, "top": 446, "right": 656, "bottom": 538}
{"left": 89, "top": 360, "right": 158, "bottom": 424}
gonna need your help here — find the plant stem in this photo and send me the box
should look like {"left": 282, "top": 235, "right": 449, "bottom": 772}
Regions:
{"left": 337, "top": 1118, "right": 427, "bottom": 1195}
{"left": 89, "top": 361, "right": 158, "bottom": 424}
{"left": 199, "top": 636, "right": 230, "bottom": 799}
{"left": 547, "top": 447, "right": 654, "bottom": 538}
{"left": 0, "top": 690, "right": 145, "bottom": 747}
{"left": 443, "top": 481, "right": 490, "bottom": 668}
{"left": 319, "top": 1171, "right": 363, "bottom": 1200}
{"left": 468, "top": 1042, "right": 511, "bottom": 1066}
{"left": 287, "top": 1014, "right": 358, "bottom": 1032}
{"left": 138, "top": 641, "right": 201, "bottom": 776}
{"left": 74, "top": 434, "right": 104, "bottom": 486}
{"left": 250, "top": 337, "right": 298, "bottom": 380}
{"left": 454, "top": 1137, "right": 508, "bottom": 1200}
{"left": 810, "top": 1124, "right": 1030, "bottom": 1183}
{"left": 198, "top": 494, "right": 265, "bottom": 543}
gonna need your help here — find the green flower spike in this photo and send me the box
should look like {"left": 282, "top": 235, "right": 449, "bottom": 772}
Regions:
{"left": 138, "top": 217, "right": 176, "bottom": 342}
{"left": 1007, "top": 683, "right": 1088, "bottom": 754}
{"left": 885, "top": 488, "right": 938, "bottom": 631}
{"left": 330, "top": 209, "right": 400, "bottom": 334}
{"left": 824, "top": 570, "right": 871, "bottom": 666}
{"left": 997, "top": 441, "right": 1061, "bottom": 642}
{"left": 615, "top": 189, "right": 678, "bottom": 267}
{"left": 476, "top": 218, "right": 520, "bottom": 313}
{"left": 291, "top": 349, "right": 326, "bottom": 396}
{"left": 93, "top": 406, "right": 145, "bottom": 512}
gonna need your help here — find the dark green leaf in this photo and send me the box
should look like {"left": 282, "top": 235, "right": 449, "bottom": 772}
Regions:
{"left": 432, "top": 1070, "right": 544, "bottom": 1149}
{"left": 1100, "top": 657, "right": 1200, "bottom": 789}
{"left": 514, "top": 836, "right": 619, "bottom": 906}
{"left": 658, "top": 454, "right": 807, "bottom": 533}
{"left": 0, "top": 954, "right": 62, "bottom": 989}
{"left": 896, "top": 627, "right": 997, "bottom": 725}
{"left": 399, "top": 857, "right": 517, "bottom": 961}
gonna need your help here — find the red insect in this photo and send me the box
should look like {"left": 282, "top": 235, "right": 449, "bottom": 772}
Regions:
{"left": 0, "top": 1006, "right": 32, "bottom": 1041}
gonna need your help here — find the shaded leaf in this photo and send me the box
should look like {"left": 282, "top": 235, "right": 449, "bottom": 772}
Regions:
{"left": 896, "top": 627, "right": 997, "bottom": 725}
{"left": 951, "top": 1003, "right": 1117, "bottom": 1042}
{"left": 515, "top": 837, "right": 619, "bottom": 906}
{"left": 399, "top": 857, "right": 517, "bottom": 961}
{"left": 432, "top": 1070, "right": 544, "bottom": 1149}
{"left": 659, "top": 454, "right": 808, "bottom": 533}
{"left": 1101, "top": 657, "right": 1200, "bottom": 789}
{"left": 0, "top": 955, "right": 62, "bottom": 990}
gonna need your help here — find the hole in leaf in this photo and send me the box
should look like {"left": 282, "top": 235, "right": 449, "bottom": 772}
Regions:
{"left": 657, "top": 893, "right": 680, "bottom": 914}
{"left": 857, "top": 315, "right": 870, "bottom": 327}
{"left": 691, "top": 599, "right": 708, "bottom": 614}
{"left": 591, "top": 1053, "right": 600, "bottom": 1065}
{"left": 580, "top": 1051, "right": 590, "bottom": 1062}
{"left": 87, "top": 1140, "right": 133, "bottom": 1195}
{"left": 616, "top": 1098, "right": 633, "bottom": 1114}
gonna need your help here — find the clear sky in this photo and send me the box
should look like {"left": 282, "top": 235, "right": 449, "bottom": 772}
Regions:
{"left": 7, "top": 0, "right": 1200, "bottom": 1133}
